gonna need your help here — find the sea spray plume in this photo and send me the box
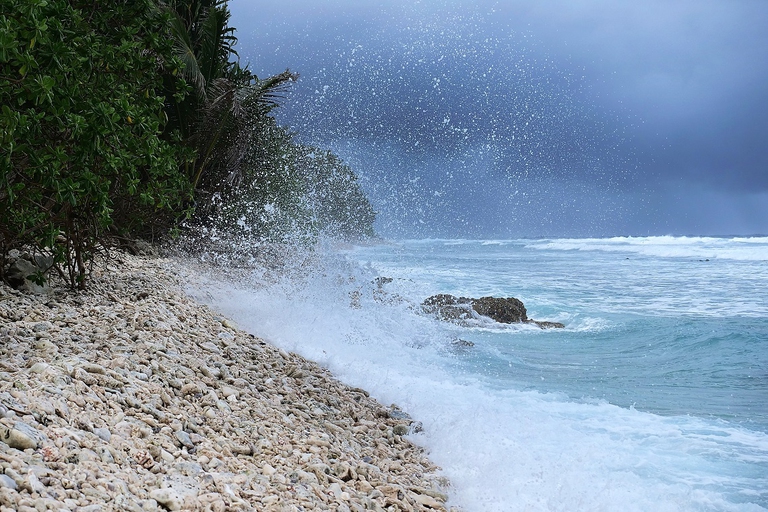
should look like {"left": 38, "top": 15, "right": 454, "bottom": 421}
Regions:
{"left": 172, "top": 111, "right": 377, "bottom": 269}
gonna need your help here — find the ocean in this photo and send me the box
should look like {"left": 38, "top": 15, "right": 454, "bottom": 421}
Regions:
{"left": 194, "top": 236, "right": 768, "bottom": 511}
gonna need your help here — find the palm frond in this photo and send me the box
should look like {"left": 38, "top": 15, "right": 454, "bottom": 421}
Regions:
{"left": 198, "top": 5, "right": 237, "bottom": 84}
{"left": 166, "top": 9, "right": 206, "bottom": 99}
{"left": 241, "top": 70, "right": 299, "bottom": 113}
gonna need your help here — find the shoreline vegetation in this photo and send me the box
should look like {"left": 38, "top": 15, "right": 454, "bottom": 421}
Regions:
{"left": 0, "top": 2, "right": 436, "bottom": 507}
{"left": 1, "top": 0, "right": 376, "bottom": 290}
{"left": 0, "top": 251, "right": 456, "bottom": 511}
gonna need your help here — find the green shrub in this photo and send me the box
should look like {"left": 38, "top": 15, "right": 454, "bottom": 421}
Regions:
{"left": 0, "top": 0, "right": 192, "bottom": 288}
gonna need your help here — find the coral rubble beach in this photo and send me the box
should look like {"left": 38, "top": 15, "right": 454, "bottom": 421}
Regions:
{"left": 0, "top": 253, "right": 453, "bottom": 511}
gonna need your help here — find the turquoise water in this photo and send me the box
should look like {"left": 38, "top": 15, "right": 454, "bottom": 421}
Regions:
{"left": 362, "top": 238, "right": 768, "bottom": 430}
{"left": 198, "top": 236, "right": 768, "bottom": 511}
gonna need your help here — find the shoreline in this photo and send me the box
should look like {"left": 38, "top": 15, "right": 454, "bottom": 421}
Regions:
{"left": 0, "top": 253, "right": 454, "bottom": 511}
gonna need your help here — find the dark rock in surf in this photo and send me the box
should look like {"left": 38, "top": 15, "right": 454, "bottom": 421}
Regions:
{"left": 422, "top": 294, "right": 564, "bottom": 329}
{"left": 530, "top": 320, "right": 565, "bottom": 329}
{"left": 422, "top": 294, "right": 528, "bottom": 323}
{"left": 472, "top": 296, "right": 528, "bottom": 324}
{"left": 421, "top": 294, "right": 475, "bottom": 322}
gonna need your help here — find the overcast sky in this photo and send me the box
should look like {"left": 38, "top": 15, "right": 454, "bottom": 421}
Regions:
{"left": 230, "top": 0, "right": 768, "bottom": 237}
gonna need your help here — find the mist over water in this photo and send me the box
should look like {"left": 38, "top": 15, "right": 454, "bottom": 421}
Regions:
{"left": 232, "top": 0, "right": 768, "bottom": 237}
{"left": 235, "top": 2, "right": 640, "bottom": 237}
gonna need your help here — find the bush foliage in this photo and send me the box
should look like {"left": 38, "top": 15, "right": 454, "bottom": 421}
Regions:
{"left": 1, "top": 0, "right": 376, "bottom": 289}
{"left": 0, "top": 0, "right": 192, "bottom": 287}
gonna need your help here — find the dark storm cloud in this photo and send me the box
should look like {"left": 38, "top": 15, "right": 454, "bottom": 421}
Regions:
{"left": 230, "top": 0, "right": 768, "bottom": 236}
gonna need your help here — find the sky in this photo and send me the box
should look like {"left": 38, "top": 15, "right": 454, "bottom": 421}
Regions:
{"left": 229, "top": 0, "right": 768, "bottom": 238}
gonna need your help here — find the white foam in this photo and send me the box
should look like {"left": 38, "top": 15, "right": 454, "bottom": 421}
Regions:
{"left": 189, "top": 247, "right": 768, "bottom": 512}
{"left": 525, "top": 236, "right": 768, "bottom": 261}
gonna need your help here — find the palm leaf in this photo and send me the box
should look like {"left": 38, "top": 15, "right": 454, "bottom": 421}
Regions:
{"left": 241, "top": 70, "right": 298, "bottom": 113}
{"left": 166, "top": 9, "right": 206, "bottom": 99}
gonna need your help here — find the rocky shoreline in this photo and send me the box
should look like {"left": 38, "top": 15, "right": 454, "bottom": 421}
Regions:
{"left": 0, "top": 253, "right": 454, "bottom": 511}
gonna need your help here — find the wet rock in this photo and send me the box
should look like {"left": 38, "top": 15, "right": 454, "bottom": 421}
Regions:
{"left": 531, "top": 320, "right": 566, "bottom": 329}
{"left": 421, "top": 294, "right": 475, "bottom": 322}
{"left": 472, "top": 296, "right": 527, "bottom": 323}
{"left": 450, "top": 338, "right": 474, "bottom": 348}
{"left": 387, "top": 408, "right": 412, "bottom": 421}
{"left": 392, "top": 424, "right": 409, "bottom": 436}
{"left": 423, "top": 293, "right": 564, "bottom": 328}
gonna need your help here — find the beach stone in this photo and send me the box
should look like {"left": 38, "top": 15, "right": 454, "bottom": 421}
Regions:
{"left": 392, "top": 424, "right": 409, "bottom": 436}
{"left": 34, "top": 339, "right": 58, "bottom": 352}
{"left": 29, "top": 362, "right": 51, "bottom": 374}
{"left": 72, "top": 367, "right": 97, "bottom": 386}
{"left": 80, "top": 363, "right": 107, "bottom": 374}
{"left": 79, "top": 448, "right": 101, "bottom": 462}
{"left": 174, "top": 430, "right": 193, "bottom": 449}
{"left": 149, "top": 488, "right": 182, "bottom": 511}
{"left": 34, "top": 405, "right": 58, "bottom": 431}
{"left": 0, "top": 474, "right": 17, "bottom": 491}
{"left": 414, "top": 493, "right": 443, "bottom": 508}
{"left": 0, "top": 421, "right": 47, "bottom": 450}
{"left": 26, "top": 471, "right": 46, "bottom": 495}
{"left": 174, "top": 461, "right": 203, "bottom": 477}
{"left": 97, "top": 446, "right": 115, "bottom": 463}
{"left": 160, "top": 449, "right": 175, "bottom": 463}
{"left": 33, "top": 321, "right": 53, "bottom": 332}
{"left": 188, "top": 433, "right": 205, "bottom": 445}
{"left": 219, "top": 386, "right": 238, "bottom": 399}
{"left": 180, "top": 383, "right": 199, "bottom": 396}
{"left": 94, "top": 427, "right": 111, "bottom": 442}
{"left": 113, "top": 494, "right": 144, "bottom": 512}
{"left": 200, "top": 342, "right": 221, "bottom": 354}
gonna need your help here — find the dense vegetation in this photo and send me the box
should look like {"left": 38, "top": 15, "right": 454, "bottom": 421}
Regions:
{"left": 0, "top": 0, "right": 375, "bottom": 289}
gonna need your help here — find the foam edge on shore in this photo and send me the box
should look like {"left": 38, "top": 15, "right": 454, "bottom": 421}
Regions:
{"left": 0, "top": 252, "right": 456, "bottom": 512}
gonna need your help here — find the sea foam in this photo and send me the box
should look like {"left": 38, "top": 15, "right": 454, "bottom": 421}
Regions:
{"left": 191, "top": 237, "right": 768, "bottom": 511}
